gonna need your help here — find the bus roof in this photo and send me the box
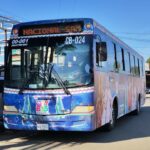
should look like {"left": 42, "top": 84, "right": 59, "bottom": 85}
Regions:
{"left": 12, "top": 18, "right": 144, "bottom": 59}
{"left": 12, "top": 18, "right": 93, "bottom": 28}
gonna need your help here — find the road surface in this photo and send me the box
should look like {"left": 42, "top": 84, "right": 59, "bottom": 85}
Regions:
{"left": 0, "top": 97, "right": 150, "bottom": 150}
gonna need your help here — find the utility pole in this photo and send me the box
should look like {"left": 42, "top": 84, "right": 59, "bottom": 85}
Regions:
{"left": 0, "top": 15, "right": 20, "bottom": 47}
{"left": 0, "top": 27, "right": 8, "bottom": 47}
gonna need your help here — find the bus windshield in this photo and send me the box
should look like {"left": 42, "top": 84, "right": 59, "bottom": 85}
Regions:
{"left": 5, "top": 35, "right": 93, "bottom": 89}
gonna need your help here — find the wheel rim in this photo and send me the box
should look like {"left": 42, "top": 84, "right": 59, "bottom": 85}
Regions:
{"left": 111, "top": 105, "right": 116, "bottom": 126}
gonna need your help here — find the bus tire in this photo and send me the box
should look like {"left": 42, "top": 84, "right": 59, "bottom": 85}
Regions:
{"left": 133, "top": 98, "right": 141, "bottom": 115}
{"left": 0, "top": 125, "right": 5, "bottom": 132}
{"left": 105, "top": 101, "right": 118, "bottom": 131}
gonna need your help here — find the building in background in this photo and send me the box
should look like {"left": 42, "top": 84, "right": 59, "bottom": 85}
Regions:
{"left": 0, "top": 15, "right": 20, "bottom": 67}
{"left": 145, "top": 62, "right": 150, "bottom": 93}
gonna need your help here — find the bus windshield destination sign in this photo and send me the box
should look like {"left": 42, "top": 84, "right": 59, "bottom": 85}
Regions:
{"left": 20, "top": 23, "right": 83, "bottom": 36}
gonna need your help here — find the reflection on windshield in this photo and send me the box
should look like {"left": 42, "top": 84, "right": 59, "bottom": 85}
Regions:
{"left": 6, "top": 36, "right": 93, "bottom": 89}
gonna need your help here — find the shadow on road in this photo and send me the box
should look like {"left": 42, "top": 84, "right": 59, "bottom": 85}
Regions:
{"left": 0, "top": 105, "right": 150, "bottom": 149}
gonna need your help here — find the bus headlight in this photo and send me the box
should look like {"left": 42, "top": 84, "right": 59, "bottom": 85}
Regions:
{"left": 4, "top": 106, "right": 18, "bottom": 112}
{"left": 72, "top": 106, "right": 94, "bottom": 113}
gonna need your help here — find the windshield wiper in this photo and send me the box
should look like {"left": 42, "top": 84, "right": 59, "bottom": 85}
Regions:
{"left": 19, "top": 69, "right": 38, "bottom": 94}
{"left": 47, "top": 63, "right": 71, "bottom": 95}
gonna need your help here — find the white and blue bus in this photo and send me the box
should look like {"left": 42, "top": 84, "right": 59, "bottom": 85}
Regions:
{"left": 3, "top": 18, "right": 145, "bottom": 131}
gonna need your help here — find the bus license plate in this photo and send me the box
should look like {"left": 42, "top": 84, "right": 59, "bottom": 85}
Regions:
{"left": 37, "top": 124, "right": 49, "bottom": 130}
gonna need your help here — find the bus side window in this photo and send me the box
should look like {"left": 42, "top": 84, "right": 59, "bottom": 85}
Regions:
{"left": 135, "top": 57, "right": 139, "bottom": 76}
{"left": 131, "top": 55, "right": 136, "bottom": 75}
{"left": 116, "top": 45, "right": 122, "bottom": 72}
{"left": 124, "top": 51, "right": 131, "bottom": 74}
{"left": 128, "top": 52, "right": 131, "bottom": 74}
{"left": 113, "top": 43, "right": 118, "bottom": 70}
{"left": 121, "top": 48, "right": 125, "bottom": 71}
{"left": 140, "top": 60, "right": 144, "bottom": 76}
{"left": 96, "top": 42, "right": 107, "bottom": 66}
{"left": 137, "top": 58, "right": 140, "bottom": 76}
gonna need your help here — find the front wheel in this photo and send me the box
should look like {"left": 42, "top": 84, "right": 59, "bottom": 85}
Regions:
{"left": 0, "top": 124, "right": 5, "bottom": 133}
{"left": 105, "top": 102, "right": 117, "bottom": 131}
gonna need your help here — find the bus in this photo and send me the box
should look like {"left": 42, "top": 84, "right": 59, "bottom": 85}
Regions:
{"left": 3, "top": 18, "right": 145, "bottom": 131}
{"left": 146, "top": 70, "right": 150, "bottom": 94}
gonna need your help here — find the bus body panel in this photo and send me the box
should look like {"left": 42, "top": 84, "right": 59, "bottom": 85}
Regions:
{"left": 3, "top": 87, "right": 96, "bottom": 131}
{"left": 4, "top": 113, "right": 95, "bottom": 131}
{"left": 93, "top": 22, "right": 145, "bottom": 128}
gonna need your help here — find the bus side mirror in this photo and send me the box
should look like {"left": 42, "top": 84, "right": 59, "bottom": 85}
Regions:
{"left": 96, "top": 42, "right": 107, "bottom": 63}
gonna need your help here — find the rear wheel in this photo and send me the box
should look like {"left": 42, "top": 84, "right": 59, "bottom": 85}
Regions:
{"left": 133, "top": 99, "right": 141, "bottom": 115}
{"left": 105, "top": 101, "right": 117, "bottom": 131}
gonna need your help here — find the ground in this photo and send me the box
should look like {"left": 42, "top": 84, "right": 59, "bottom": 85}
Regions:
{"left": 0, "top": 96, "right": 150, "bottom": 150}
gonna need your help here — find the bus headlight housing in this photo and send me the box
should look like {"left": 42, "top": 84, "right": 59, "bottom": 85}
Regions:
{"left": 72, "top": 106, "right": 94, "bottom": 113}
{"left": 4, "top": 106, "right": 18, "bottom": 112}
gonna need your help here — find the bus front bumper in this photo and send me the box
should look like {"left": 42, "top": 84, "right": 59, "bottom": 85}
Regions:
{"left": 3, "top": 112, "right": 96, "bottom": 131}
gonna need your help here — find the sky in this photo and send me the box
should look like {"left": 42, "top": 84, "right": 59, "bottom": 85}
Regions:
{"left": 0, "top": 0, "right": 150, "bottom": 61}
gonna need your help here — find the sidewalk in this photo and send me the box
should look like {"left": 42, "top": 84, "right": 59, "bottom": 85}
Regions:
{"left": 146, "top": 94, "right": 150, "bottom": 98}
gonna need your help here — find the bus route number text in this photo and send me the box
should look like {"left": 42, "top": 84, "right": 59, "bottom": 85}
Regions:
{"left": 11, "top": 39, "right": 29, "bottom": 46}
{"left": 65, "top": 36, "right": 85, "bottom": 45}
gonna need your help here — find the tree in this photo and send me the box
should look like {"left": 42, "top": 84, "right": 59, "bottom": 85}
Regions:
{"left": 146, "top": 57, "right": 150, "bottom": 63}
{"left": 146, "top": 57, "right": 150, "bottom": 70}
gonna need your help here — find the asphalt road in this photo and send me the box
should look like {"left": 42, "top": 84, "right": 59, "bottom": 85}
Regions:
{"left": 0, "top": 97, "right": 150, "bottom": 150}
